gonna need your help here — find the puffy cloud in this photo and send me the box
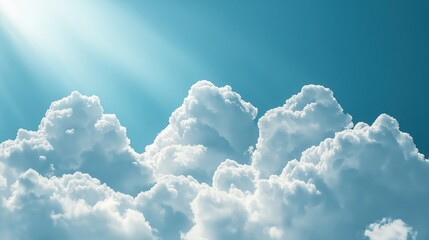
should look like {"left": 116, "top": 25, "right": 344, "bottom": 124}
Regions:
{"left": 143, "top": 80, "right": 258, "bottom": 183}
{"left": 184, "top": 170, "right": 320, "bottom": 240}
{"left": 136, "top": 175, "right": 205, "bottom": 239}
{"left": 0, "top": 91, "right": 153, "bottom": 195}
{"left": 364, "top": 218, "right": 417, "bottom": 240}
{"left": 252, "top": 84, "right": 353, "bottom": 177}
{"left": 0, "top": 162, "right": 7, "bottom": 190}
{"left": 212, "top": 159, "right": 257, "bottom": 193}
{"left": 0, "top": 167, "right": 204, "bottom": 240}
{"left": 183, "top": 114, "right": 429, "bottom": 239}
{"left": 283, "top": 114, "right": 429, "bottom": 237}
{"left": 0, "top": 169, "right": 156, "bottom": 240}
{"left": 183, "top": 188, "right": 251, "bottom": 240}
{"left": 1, "top": 81, "right": 429, "bottom": 240}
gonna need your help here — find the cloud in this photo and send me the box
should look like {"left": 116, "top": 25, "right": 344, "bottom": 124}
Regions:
{"left": 183, "top": 188, "right": 251, "bottom": 240}
{"left": 136, "top": 175, "right": 205, "bottom": 239}
{"left": 274, "top": 114, "right": 429, "bottom": 239}
{"left": 143, "top": 80, "right": 258, "bottom": 183}
{"left": 212, "top": 159, "right": 257, "bottom": 193}
{"left": 0, "top": 91, "right": 153, "bottom": 195}
{"left": 184, "top": 168, "right": 320, "bottom": 240}
{"left": 0, "top": 169, "right": 156, "bottom": 240}
{"left": 183, "top": 113, "right": 429, "bottom": 239}
{"left": 1, "top": 81, "right": 428, "bottom": 240}
{"left": 252, "top": 84, "right": 353, "bottom": 178}
{"left": 364, "top": 218, "right": 417, "bottom": 240}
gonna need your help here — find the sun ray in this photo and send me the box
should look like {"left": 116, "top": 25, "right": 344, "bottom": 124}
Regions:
{"left": 0, "top": 0, "right": 201, "bottom": 103}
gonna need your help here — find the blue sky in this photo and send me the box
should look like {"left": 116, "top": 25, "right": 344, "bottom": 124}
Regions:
{"left": 1, "top": 0, "right": 428, "bottom": 155}
{"left": 1, "top": 1, "right": 429, "bottom": 239}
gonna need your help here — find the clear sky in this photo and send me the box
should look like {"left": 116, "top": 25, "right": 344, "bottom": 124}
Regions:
{"left": 1, "top": 0, "right": 428, "bottom": 155}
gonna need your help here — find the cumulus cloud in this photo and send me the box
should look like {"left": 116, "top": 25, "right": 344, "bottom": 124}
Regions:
{"left": 212, "top": 159, "right": 257, "bottom": 194}
{"left": 1, "top": 80, "right": 428, "bottom": 240}
{"left": 183, "top": 113, "right": 429, "bottom": 239}
{"left": 136, "top": 175, "right": 205, "bottom": 239}
{"left": 252, "top": 84, "right": 353, "bottom": 178}
{"left": 364, "top": 218, "right": 417, "bottom": 240}
{"left": 0, "top": 91, "right": 153, "bottom": 195}
{"left": 183, "top": 188, "right": 251, "bottom": 240}
{"left": 0, "top": 169, "right": 156, "bottom": 240}
{"left": 143, "top": 80, "right": 258, "bottom": 183}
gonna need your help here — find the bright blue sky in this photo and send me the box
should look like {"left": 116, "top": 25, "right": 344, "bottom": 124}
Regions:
{"left": 1, "top": 0, "right": 428, "bottom": 156}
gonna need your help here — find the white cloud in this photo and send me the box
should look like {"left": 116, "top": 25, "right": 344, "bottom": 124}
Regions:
{"left": 252, "top": 84, "right": 352, "bottom": 178}
{"left": 1, "top": 81, "right": 428, "bottom": 240}
{"left": 183, "top": 102, "right": 429, "bottom": 239}
{"left": 212, "top": 159, "right": 257, "bottom": 194}
{"left": 184, "top": 170, "right": 320, "bottom": 240}
{"left": 136, "top": 175, "right": 206, "bottom": 239}
{"left": 0, "top": 91, "right": 153, "bottom": 195}
{"left": 143, "top": 80, "right": 258, "bottom": 183}
{"left": 364, "top": 218, "right": 417, "bottom": 240}
{"left": 0, "top": 169, "right": 156, "bottom": 240}
{"left": 183, "top": 188, "right": 251, "bottom": 240}
{"left": 0, "top": 162, "right": 7, "bottom": 190}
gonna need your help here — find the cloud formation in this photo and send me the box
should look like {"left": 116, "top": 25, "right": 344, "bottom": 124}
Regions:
{"left": 252, "top": 84, "right": 353, "bottom": 177}
{"left": 0, "top": 91, "right": 153, "bottom": 195}
{"left": 0, "top": 169, "right": 156, "bottom": 240}
{"left": 364, "top": 218, "right": 417, "bottom": 240}
{"left": 187, "top": 112, "right": 429, "bottom": 239}
{"left": 142, "top": 80, "right": 258, "bottom": 183}
{"left": 0, "top": 80, "right": 428, "bottom": 239}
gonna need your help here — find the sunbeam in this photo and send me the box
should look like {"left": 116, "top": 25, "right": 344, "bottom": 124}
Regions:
{"left": 0, "top": 0, "right": 200, "bottom": 103}
{"left": 0, "top": 0, "right": 205, "bottom": 149}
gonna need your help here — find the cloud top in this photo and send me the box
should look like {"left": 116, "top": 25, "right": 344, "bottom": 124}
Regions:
{"left": 0, "top": 80, "right": 427, "bottom": 239}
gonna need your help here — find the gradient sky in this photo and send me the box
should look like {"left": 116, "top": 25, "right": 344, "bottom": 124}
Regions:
{"left": 1, "top": 0, "right": 428, "bottom": 156}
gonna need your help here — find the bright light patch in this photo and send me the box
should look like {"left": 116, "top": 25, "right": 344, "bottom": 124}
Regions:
{"left": 0, "top": 0, "right": 196, "bottom": 100}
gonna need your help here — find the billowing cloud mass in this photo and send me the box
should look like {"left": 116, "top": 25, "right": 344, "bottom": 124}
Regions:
{"left": 0, "top": 91, "right": 154, "bottom": 195}
{"left": 364, "top": 218, "right": 417, "bottom": 240}
{"left": 0, "top": 169, "right": 156, "bottom": 240}
{"left": 252, "top": 84, "right": 353, "bottom": 177}
{"left": 0, "top": 80, "right": 428, "bottom": 239}
{"left": 142, "top": 80, "right": 258, "bottom": 183}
